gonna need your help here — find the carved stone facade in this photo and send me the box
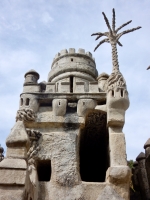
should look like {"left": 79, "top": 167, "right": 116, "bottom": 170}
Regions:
{"left": 0, "top": 47, "right": 131, "bottom": 200}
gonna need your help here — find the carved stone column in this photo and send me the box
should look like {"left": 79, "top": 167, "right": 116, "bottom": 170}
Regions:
{"left": 136, "top": 152, "right": 150, "bottom": 200}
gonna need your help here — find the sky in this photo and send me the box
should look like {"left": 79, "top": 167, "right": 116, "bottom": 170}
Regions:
{"left": 0, "top": 0, "right": 150, "bottom": 161}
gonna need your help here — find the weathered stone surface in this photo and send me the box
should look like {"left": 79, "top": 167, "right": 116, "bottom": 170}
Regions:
{"left": 6, "top": 121, "right": 28, "bottom": 147}
{"left": 77, "top": 99, "right": 97, "bottom": 117}
{"left": 96, "top": 185, "right": 124, "bottom": 200}
{"left": 6, "top": 147, "right": 27, "bottom": 159}
{"left": 0, "top": 158, "right": 27, "bottom": 169}
{"left": 0, "top": 186, "right": 25, "bottom": 200}
{"left": 106, "top": 166, "right": 131, "bottom": 184}
{"left": 38, "top": 131, "right": 80, "bottom": 186}
{"left": 53, "top": 99, "right": 67, "bottom": 116}
{"left": 109, "top": 130, "right": 127, "bottom": 166}
{"left": 0, "top": 169, "right": 26, "bottom": 185}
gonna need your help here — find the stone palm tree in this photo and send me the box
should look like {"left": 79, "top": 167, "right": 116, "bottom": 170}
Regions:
{"left": 91, "top": 8, "right": 141, "bottom": 73}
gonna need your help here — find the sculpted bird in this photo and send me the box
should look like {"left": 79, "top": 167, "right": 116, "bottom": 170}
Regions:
{"left": 91, "top": 8, "right": 141, "bottom": 73}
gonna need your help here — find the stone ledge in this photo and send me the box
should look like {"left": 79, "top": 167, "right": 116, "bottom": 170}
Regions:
{"left": 0, "top": 169, "right": 26, "bottom": 185}
{"left": 0, "top": 158, "right": 27, "bottom": 169}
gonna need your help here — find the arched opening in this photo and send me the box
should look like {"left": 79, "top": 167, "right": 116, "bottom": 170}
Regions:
{"left": 79, "top": 110, "right": 109, "bottom": 182}
{"left": 26, "top": 98, "right": 30, "bottom": 105}
{"left": 37, "top": 160, "right": 51, "bottom": 181}
{"left": 20, "top": 98, "right": 23, "bottom": 106}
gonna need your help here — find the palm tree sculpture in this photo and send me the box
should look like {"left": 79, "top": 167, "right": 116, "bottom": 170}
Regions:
{"left": 91, "top": 8, "right": 141, "bottom": 74}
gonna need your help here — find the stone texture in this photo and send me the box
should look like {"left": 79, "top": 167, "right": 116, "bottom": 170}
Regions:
{"left": 77, "top": 99, "right": 97, "bottom": 117}
{"left": 96, "top": 185, "right": 124, "bottom": 200}
{"left": 6, "top": 147, "right": 27, "bottom": 159}
{"left": 109, "top": 130, "right": 127, "bottom": 166}
{"left": 0, "top": 169, "right": 26, "bottom": 185}
{"left": 52, "top": 99, "right": 67, "bottom": 116}
{"left": 106, "top": 166, "right": 131, "bottom": 184}
{"left": 0, "top": 158, "right": 27, "bottom": 169}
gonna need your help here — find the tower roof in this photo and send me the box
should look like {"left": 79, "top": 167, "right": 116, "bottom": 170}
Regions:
{"left": 24, "top": 69, "right": 40, "bottom": 79}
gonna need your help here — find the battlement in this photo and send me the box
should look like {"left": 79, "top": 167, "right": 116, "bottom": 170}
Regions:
{"left": 51, "top": 48, "right": 95, "bottom": 68}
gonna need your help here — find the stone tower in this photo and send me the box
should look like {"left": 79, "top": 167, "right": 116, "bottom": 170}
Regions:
{"left": 0, "top": 47, "right": 131, "bottom": 200}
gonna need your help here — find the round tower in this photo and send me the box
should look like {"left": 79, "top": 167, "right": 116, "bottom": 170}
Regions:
{"left": 48, "top": 48, "right": 97, "bottom": 83}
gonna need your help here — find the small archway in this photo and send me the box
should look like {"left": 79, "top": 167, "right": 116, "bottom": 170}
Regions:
{"left": 79, "top": 110, "right": 109, "bottom": 182}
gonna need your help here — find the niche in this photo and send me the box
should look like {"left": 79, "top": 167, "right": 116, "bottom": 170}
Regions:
{"left": 37, "top": 160, "right": 51, "bottom": 181}
{"left": 26, "top": 98, "right": 30, "bottom": 106}
{"left": 79, "top": 110, "right": 109, "bottom": 182}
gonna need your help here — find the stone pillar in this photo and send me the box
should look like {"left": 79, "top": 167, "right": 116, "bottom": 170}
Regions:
{"left": 144, "top": 138, "right": 150, "bottom": 187}
{"left": 105, "top": 72, "right": 130, "bottom": 200}
{"left": 136, "top": 152, "right": 150, "bottom": 200}
{"left": 0, "top": 121, "right": 29, "bottom": 200}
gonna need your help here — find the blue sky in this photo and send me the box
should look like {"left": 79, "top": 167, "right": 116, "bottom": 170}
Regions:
{"left": 0, "top": 0, "right": 150, "bottom": 160}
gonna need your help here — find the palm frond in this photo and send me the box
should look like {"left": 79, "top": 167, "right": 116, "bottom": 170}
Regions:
{"left": 112, "top": 8, "right": 116, "bottom": 32}
{"left": 117, "top": 26, "right": 141, "bottom": 40}
{"left": 94, "top": 38, "right": 109, "bottom": 51}
{"left": 102, "top": 12, "right": 112, "bottom": 34}
{"left": 117, "top": 40, "right": 123, "bottom": 46}
{"left": 116, "top": 20, "right": 132, "bottom": 33}
{"left": 91, "top": 32, "right": 105, "bottom": 36}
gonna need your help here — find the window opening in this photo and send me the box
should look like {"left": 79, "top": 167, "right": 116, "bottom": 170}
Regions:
{"left": 20, "top": 98, "right": 23, "bottom": 106}
{"left": 121, "top": 89, "right": 123, "bottom": 97}
{"left": 112, "top": 90, "right": 114, "bottom": 97}
{"left": 58, "top": 101, "right": 60, "bottom": 106}
{"left": 26, "top": 98, "right": 30, "bottom": 106}
{"left": 70, "top": 76, "right": 73, "bottom": 93}
{"left": 71, "top": 58, "right": 73, "bottom": 61}
{"left": 80, "top": 111, "right": 109, "bottom": 182}
{"left": 37, "top": 160, "right": 51, "bottom": 181}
